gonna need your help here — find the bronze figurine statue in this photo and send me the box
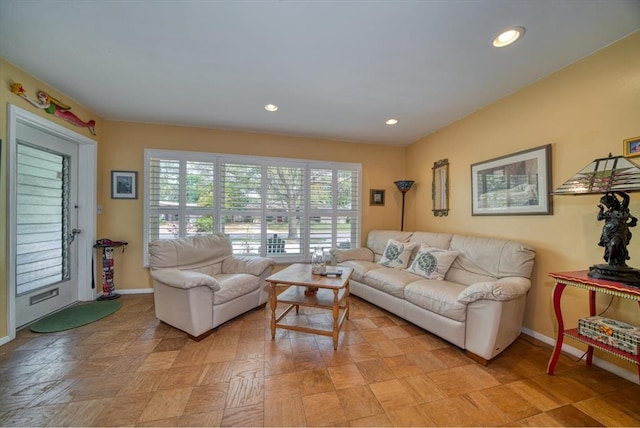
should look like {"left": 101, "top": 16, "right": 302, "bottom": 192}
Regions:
{"left": 589, "top": 191, "right": 640, "bottom": 284}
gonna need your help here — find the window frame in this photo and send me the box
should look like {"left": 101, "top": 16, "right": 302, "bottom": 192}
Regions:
{"left": 143, "top": 149, "right": 361, "bottom": 266}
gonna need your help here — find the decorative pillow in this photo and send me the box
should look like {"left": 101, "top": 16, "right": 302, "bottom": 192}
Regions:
{"left": 406, "top": 245, "right": 459, "bottom": 280}
{"left": 378, "top": 239, "right": 416, "bottom": 269}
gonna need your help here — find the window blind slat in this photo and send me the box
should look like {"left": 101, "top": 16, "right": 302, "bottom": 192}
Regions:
{"left": 16, "top": 143, "right": 67, "bottom": 295}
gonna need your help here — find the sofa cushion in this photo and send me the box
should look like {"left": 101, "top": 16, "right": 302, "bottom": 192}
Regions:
{"left": 213, "top": 273, "right": 260, "bottom": 305}
{"left": 408, "top": 232, "right": 453, "bottom": 250}
{"left": 367, "top": 230, "right": 413, "bottom": 260}
{"left": 446, "top": 235, "right": 535, "bottom": 285}
{"left": 337, "top": 260, "right": 380, "bottom": 283}
{"left": 363, "top": 268, "right": 423, "bottom": 298}
{"left": 222, "top": 255, "right": 275, "bottom": 276}
{"left": 149, "top": 233, "right": 232, "bottom": 270}
{"left": 192, "top": 264, "right": 223, "bottom": 277}
{"left": 404, "top": 280, "right": 468, "bottom": 322}
{"left": 378, "top": 239, "right": 417, "bottom": 269}
{"left": 406, "top": 246, "right": 459, "bottom": 280}
{"left": 330, "top": 247, "right": 374, "bottom": 263}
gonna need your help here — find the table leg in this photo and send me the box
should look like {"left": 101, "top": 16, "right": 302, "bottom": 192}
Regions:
{"left": 332, "top": 289, "right": 339, "bottom": 350}
{"left": 269, "top": 282, "right": 277, "bottom": 340}
{"left": 586, "top": 290, "right": 596, "bottom": 367}
{"left": 345, "top": 281, "right": 350, "bottom": 320}
{"left": 547, "top": 282, "right": 567, "bottom": 375}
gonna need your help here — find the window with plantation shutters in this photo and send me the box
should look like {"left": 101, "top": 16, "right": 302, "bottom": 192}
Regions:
{"left": 144, "top": 149, "right": 361, "bottom": 265}
{"left": 266, "top": 165, "right": 305, "bottom": 256}
{"left": 221, "top": 162, "right": 262, "bottom": 254}
{"left": 147, "top": 158, "right": 215, "bottom": 240}
{"left": 147, "top": 158, "right": 180, "bottom": 240}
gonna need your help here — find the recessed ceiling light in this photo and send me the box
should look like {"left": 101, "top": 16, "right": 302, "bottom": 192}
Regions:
{"left": 492, "top": 27, "right": 525, "bottom": 48}
{"left": 264, "top": 103, "right": 278, "bottom": 112}
{"left": 385, "top": 118, "right": 399, "bottom": 125}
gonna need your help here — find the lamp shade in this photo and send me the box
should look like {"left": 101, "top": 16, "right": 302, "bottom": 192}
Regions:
{"left": 394, "top": 180, "right": 415, "bottom": 192}
{"left": 553, "top": 154, "right": 640, "bottom": 195}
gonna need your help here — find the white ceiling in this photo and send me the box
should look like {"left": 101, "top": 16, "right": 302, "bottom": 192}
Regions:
{"left": 1, "top": 0, "right": 639, "bottom": 146}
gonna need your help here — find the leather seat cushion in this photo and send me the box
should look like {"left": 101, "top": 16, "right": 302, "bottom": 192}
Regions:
{"left": 363, "top": 268, "right": 423, "bottom": 299}
{"left": 213, "top": 274, "right": 260, "bottom": 304}
{"left": 404, "top": 280, "right": 468, "bottom": 322}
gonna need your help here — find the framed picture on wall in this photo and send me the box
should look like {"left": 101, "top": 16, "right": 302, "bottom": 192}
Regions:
{"left": 370, "top": 189, "right": 385, "bottom": 206}
{"left": 471, "top": 144, "right": 552, "bottom": 216}
{"left": 111, "top": 170, "right": 138, "bottom": 199}
{"left": 623, "top": 136, "right": 640, "bottom": 158}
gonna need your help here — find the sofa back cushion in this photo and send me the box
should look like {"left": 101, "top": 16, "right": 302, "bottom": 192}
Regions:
{"left": 367, "top": 230, "right": 413, "bottom": 261}
{"left": 149, "top": 233, "right": 232, "bottom": 272}
{"left": 446, "top": 235, "right": 535, "bottom": 285}
{"left": 408, "top": 232, "right": 453, "bottom": 250}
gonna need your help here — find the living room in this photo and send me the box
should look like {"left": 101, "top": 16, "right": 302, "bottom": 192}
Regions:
{"left": 0, "top": 1, "right": 639, "bottom": 423}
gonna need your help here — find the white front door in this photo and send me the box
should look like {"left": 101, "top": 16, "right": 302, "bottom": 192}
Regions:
{"left": 14, "top": 122, "right": 80, "bottom": 327}
{"left": 8, "top": 105, "right": 97, "bottom": 335}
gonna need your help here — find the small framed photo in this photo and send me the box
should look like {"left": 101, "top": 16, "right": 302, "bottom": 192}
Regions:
{"left": 370, "top": 189, "right": 385, "bottom": 206}
{"left": 111, "top": 170, "right": 138, "bottom": 199}
{"left": 623, "top": 136, "right": 640, "bottom": 158}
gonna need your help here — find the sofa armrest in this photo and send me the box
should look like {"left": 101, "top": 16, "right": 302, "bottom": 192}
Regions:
{"left": 150, "top": 268, "right": 220, "bottom": 291}
{"left": 329, "top": 247, "right": 374, "bottom": 264}
{"left": 222, "top": 256, "right": 275, "bottom": 276}
{"left": 457, "top": 277, "right": 531, "bottom": 304}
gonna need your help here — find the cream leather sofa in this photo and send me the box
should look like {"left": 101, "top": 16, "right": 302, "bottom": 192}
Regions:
{"left": 148, "top": 233, "right": 275, "bottom": 339}
{"left": 330, "top": 230, "right": 535, "bottom": 363}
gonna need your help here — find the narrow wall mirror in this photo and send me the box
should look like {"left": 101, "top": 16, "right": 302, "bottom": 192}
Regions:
{"left": 432, "top": 158, "right": 449, "bottom": 217}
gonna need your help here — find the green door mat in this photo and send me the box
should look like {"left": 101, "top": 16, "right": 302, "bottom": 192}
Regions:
{"left": 30, "top": 301, "right": 122, "bottom": 333}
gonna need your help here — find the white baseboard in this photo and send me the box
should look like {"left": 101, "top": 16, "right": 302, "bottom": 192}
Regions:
{"left": 118, "top": 288, "right": 154, "bottom": 295}
{"left": 90, "top": 288, "right": 154, "bottom": 300}
{"left": 521, "top": 326, "right": 638, "bottom": 385}
{"left": 92, "top": 288, "right": 154, "bottom": 300}
{"left": 0, "top": 335, "right": 11, "bottom": 346}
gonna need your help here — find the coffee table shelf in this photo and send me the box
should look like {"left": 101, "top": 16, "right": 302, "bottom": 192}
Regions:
{"left": 277, "top": 286, "right": 348, "bottom": 307}
{"left": 266, "top": 263, "right": 353, "bottom": 350}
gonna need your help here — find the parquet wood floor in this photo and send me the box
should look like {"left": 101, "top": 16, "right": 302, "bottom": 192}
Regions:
{"left": 1, "top": 292, "right": 639, "bottom": 427}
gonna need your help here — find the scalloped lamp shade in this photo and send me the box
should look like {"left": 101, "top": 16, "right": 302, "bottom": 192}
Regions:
{"left": 394, "top": 180, "right": 415, "bottom": 192}
{"left": 394, "top": 180, "right": 415, "bottom": 231}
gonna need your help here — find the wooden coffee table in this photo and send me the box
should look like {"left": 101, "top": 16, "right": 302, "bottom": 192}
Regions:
{"left": 266, "top": 263, "right": 353, "bottom": 350}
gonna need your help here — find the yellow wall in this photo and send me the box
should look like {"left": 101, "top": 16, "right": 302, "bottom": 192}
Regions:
{"left": 100, "top": 122, "right": 405, "bottom": 290}
{"left": 407, "top": 31, "right": 640, "bottom": 372}
{"left": 0, "top": 59, "right": 103, "bottom": 339}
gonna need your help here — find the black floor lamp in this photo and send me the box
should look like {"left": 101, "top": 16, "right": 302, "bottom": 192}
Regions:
{"left": 394, "top": 180, "right": 415, "bottom": 231}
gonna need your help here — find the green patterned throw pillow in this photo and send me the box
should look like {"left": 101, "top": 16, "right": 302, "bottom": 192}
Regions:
{"left": 378, "top": 239, "right": 416, "bottom": 269}
{"left": 406, "top": 245, "right": 459, "bottom": 280}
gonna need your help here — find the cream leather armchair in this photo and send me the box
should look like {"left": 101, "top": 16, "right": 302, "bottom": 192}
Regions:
{"left": 148, "top": 233, "right": 275, "bottom": 339}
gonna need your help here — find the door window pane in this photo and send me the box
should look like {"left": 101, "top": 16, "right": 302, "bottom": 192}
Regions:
{"left": 16, "top": 143, "right": 68, "bottom": 295}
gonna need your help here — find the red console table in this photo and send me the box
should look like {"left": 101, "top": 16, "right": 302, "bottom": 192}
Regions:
{"left": 547, "top": 270, "right": 640, "bottom": 383}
